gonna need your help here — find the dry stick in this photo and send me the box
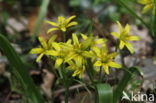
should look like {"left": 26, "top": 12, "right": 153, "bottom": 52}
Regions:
{"left": 4, "top": 92, "right": 12, "bottom": 103}
{"left": 53, "top": 84, "right": 86, "bottom": 97}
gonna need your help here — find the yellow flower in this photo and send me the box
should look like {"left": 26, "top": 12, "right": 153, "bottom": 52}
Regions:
{"left": 50, "top": 41, "right": 72, "bottom": 68}
{"left": 65, "top": 33, "right": 93, "bottom": 67}
{"left": 111, "top": 21, "right": 140, "bottom": 53}
{"left": 54, "top": 34, "right": 93, "bottom": 77}
{"left": 93, "top": 46, "right": 122, "bottom": 74}
{"left": 46, "top": 15, "right": 78, "bottom": 33}
{"left": 138, "top": 0, "right": 154, "bottom": 13}
{"left": 30, "top": 35, "right": 58, "bottom": 62}
{"left": 67, "top": 60, "right": 85, "bottom": 77}
{"left": 81, "top": 33, "right": 107, "bottom": 47}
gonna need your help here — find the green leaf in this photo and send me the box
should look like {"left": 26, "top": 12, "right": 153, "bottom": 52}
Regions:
{"left": 113, "top": 67, "right": 141, "bottom": 103}
{"left": 151, "top": 0, "right": 156, "bottom": 38}
{"left": 95, "top": 83, "right": 113, "bottom": 103}
{"left": 0, "top": 34, "right": 44, "bottom": 103}
{"left": 32, "top": 0, "right": 49, "bottom": 39}
{"left": 117, "top": 0, "right": 150, "bottom": 29}
{"left": 86, "top": 59, "right": 95, "bottom": 83}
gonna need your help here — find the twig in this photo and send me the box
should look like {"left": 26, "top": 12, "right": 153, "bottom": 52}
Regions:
{"left": 54, "top": 83, "right": 86, "bottom": 97}
{"left": 4, "top": 92, "right": 11, "bottom": 103}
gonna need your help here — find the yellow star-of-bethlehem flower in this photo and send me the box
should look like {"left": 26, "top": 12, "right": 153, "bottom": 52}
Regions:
{"left": 50, "top": 40, "right": 73, "bottom": 68}
{"left": 67, "top": 60, "right": 85, "bottom": 77}
{"left": 65, "top": 33, "right": 93, "bottom": 67}
{"left": 46, "top": 15, "right": 78, "bottom": 33}
{"left": 93, "top": 46, "right": 122, "bottom": 74}
{"left": 30, "top": 35, "right": 58, "bottom": 62}
{"left": 81, "top": 33, "right": 107, "bottom": 47}
{"left": 59, "top": 33, "right": 94, "bottom": 77}
{"left": 111, "top": 21, "right": 140, "bottom": 54}
{"left": 138, "top": 0, "right": 154, "bottom": 13}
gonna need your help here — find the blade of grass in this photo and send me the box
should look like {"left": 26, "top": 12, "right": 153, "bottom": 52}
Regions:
{"left": 151, "top": 0, "right": 156, "bottom": 55}
{"left": 86, "top": 59, "right": 95, "bottom": 84}
{"left": 113, "top": 67, "right": 141, "bottom": 103}
{"left": 117, "top": 0, "right": 150, "bottom": 29}
{"left": 32, "top": 0, "right": 49, "bottom": 40}
{"left": 95, "top": 83, "right": 113, "bottom": 103}
{"left": 0, "top": 34, "right": 44, "bottom": 103}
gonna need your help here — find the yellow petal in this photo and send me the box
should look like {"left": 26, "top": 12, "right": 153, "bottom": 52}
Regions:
{"left": 92, "top": 46, "right": 100, "bottom": 55}
{"left": 46, "top": 20, "right": 58, "bottom": 26}
{"left": 67, "top": 22, "right": 78, "bottom": 28}
{"left": 108, "top": 61, "right": 122, "bottom": 68}
{"left": 36, "top": 53, "right": 44, "bottom": 62}
{"left": 67, "top": 65, "right": 74, "bottom": 70}
{"left": 94, "top": 61, "right": 102, "bottom": 66}
{"left": 81, "top": 37, "right": 92, "bottom": 49}
{"left": 126, "top": 35, "right": 140, "bottom": 41}
{"left": 58, "top": 16, "right": 65, "bottom": 23}
{"left": 75, "top": 56, "right": 83, "bottom": 66}
{"left": 108, "top": 52, "right": 118, "bottom": 59}
{"left": 103, "top": 65, "right": 109, "bottom": 74}
{"left": 95, "top": 38, "right": 106, "bottom": 44}
{"left": 125, "top": 24, "right": 131, "bottom": 34}
{"left": 38, "top": 36, "right": 48, "bottom": 49}
{"left": 101, "top": 46, "right": 108, "bottom": 53}
{"left": 72, "top": 66, "right": 84, "bottom": 77}
{"left": 142, "top": 4, "right": 153, "bottom": 13}
{"left": 66, "top": 39, "right": 72, "bottom": 44}
{"left": 125, "top": 42, "right": 134, "bottom": 54}
{"left": 111, "top": 32, "right": 120, "bottom": 38}
{"left": 65, "top": 52, "right": 77, "bottom": 62}
{"left": 55, "top": 58, "right": 63, "bottom": 68}
{"left": 52, "top": 42, "right": 61, "bottom": 50}
{"left": 82, "top": 51, "right": 93, "bottom": 58}
{"left": 119, "top": 40, "right": 125, "bottom": 49}
{"left": 72, "top": 33, "right": 79, "bottom": 45}
{"left": 72, "top": 70, "right": 80, "bottom": 77}
{"left": 44, "top": 50, "right": 58, "bottom": 56}
{"left": 81, "top": 33, "right": 88, "bottom": 40}
{"left": 67, "top": 60, "right": 74, "bottom": 66}
{"left": 117, "top": 21, "right": 123, "bottom": 32}
{"left": 48, "top": 35, "right": 57, "bottom": 45}
{"left": 66, "top": 15, "right": 76, "bottom": 24}
{"left": 30, "top": 48, "right": 44, "bottom": 54}
{"left": 60, "top": 27, "right": 66, "bottom": 32}
{"left": 47, "top": 28, "right": 59, "bottom": 33}
{"left": 138, "top": 0, "right": 151, "bottom": 4}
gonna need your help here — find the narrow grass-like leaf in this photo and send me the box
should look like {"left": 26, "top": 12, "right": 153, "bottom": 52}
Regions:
{"left": 0, "top": 34, "right": 44, "bottom": 103}
{"left": 117, "top": 0, "right": 150, "bottom": 29}
{"left": 86, "top": 59, "right": 95, "bottom": 83}
{"left": 151, "top": 0, "right": 156, "bottom": 55}
{"left": 95, "top": 83, "right": 113, "bottom": 103}
{"left": 32, "top": 0, "right": 49, "bottom": 39}
{"left": 113, "top": 67, "right": 140, "bottom": 103}
{"left": 154, "top": 0, "right": 156, "bottom": 37}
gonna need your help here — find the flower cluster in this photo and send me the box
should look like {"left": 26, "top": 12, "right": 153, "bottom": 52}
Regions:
{"left": 30, "top": 16, "right": 140, "bottom": 77}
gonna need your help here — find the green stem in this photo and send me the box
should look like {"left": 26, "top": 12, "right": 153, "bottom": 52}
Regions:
{"left": 65, "top": 83, "right": 69, "bottom": 103}
{"left": 118, "top": 0, "right": 150, "bottom": 29}
{"left": 119, "top": 49, "right": 126, "bottom": 67}
{"left": 61, "top": 64, "right": 69, "bottom": 103}
{"left": 86, "top": 59, "right": 94, "bottom": 84}
{"left": 151, "top": 0, "right": 156, "bottom": 55}
{"left": 98, "top": 67, "right": 103, "bottom": 83}
{"left": 63, "top": 32, "right": 66, "bottom": 42}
